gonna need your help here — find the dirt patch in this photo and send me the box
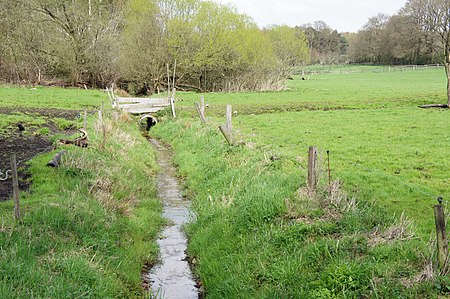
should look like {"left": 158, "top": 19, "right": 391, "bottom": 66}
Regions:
{"left": 0, "top": 135, "right": 52, "bottom": 200}
{"left": 0, "top": 107, "right": 80, "bottom": 119}
{"left": 0, "top": 108, "right": 81, "bottom": 201}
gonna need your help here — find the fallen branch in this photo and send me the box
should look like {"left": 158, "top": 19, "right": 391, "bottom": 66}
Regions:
{"left": 47, "top": 150, "right": 66, "bottom": 167}
{"left": 419, "top": 104, "right": 449, "bottom": 109}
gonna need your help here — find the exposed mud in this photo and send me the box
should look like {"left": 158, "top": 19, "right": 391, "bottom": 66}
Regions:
{"left": 0, "top": 108, "right": 81, "bottom": 200}
{"left": 0, "top": 135, "right": 52, "bottom": 200}
{"left": 0, "top": 107, "right": 80, "bottom": 119}
{"left": 147, "top": 138, "right": 200, "bottom": 299}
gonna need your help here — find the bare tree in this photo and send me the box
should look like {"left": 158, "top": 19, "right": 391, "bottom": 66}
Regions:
{"left": 30, "top": 0, "right": 123, "bottom": 87}
{"left": 402, "top": 0, "right": 450, "bottom": 107}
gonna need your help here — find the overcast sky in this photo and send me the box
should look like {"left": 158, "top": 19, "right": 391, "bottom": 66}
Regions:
{"left": 213, "top": 0, "right": 408, "bottom": 33}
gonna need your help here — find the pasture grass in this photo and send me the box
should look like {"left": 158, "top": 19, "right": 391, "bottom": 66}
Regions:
{"left": 173, "top": 68, "right": 447, "bottom": 113}
{"left": 235, "top": 107, "right": 449, "bottom": 236}
{"left": 152, "top": 68, "right": 450, "bottom": 297}
{"left": 0, "top": 85, "right": 106, "bottom": 137}
{"left": 0, "top": 113, "right": 47, "bottom": 135}
{"left": 0, "top": 92, "right": 162, "bottom": 297}
{"left": 0, "top": 86, "right": 105, "bottom": 109}
{"left": 152, "top": 120, "right": 437, "bottom": 298}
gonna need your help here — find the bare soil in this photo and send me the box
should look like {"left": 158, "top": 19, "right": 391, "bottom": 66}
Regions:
{"left": 0, "top": 108, "right": 80, "bottom": 200}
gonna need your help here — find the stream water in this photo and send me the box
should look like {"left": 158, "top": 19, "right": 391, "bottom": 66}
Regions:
{"left": 149, "top": 138, "right": 199, "bottom": 299}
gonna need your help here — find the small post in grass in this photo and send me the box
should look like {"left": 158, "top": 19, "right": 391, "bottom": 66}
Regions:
{"left": 171, "top": 88, "right": 176, "bottom": 119}
{"left": 326, "top": 150, "right": 331, "bottom": 190}
{"left": 195, "top": 102, "right": 206, "bottom": 123}
{"left": 434, "top": 198, "right": 449, "bottom": 273}
{"left": 200, "top": 95, "right": 205, "bottom": 116}
{"left": 219, "top": 125, "right": 233, "bottom": 145}
{"left": 97, "top": 110, "right": 103, "bottom": 132}
{"left": 226, "top": 104, "right": 232, "bottom": 134}
{"left": 308, "top": 146, "right": 318, "bottom": 195}
{"left": 10, "top": 154, "right": 20, "bottom": 220}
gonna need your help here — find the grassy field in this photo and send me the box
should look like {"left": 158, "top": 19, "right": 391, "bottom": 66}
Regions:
{"left": 165, "top": 68, "right": 449, "bottom": 236}
{"left": 0, "top": 85, "right": 105, "bottom": 109}
{"left": 1, "top": 68, "right": 449, "bottom": 298}
{"left": 152, "top": 67, "right": 450, "bottom": 297}
{"left": 0, "top": 88, "right": 162, "bottom": 298}
{"left": 174, "top": 68, "right": 446, "bottom": 111}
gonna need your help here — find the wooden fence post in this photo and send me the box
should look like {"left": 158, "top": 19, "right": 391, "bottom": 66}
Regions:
{"left": 106, "top": 87, "right": 112, "bottom": 102}
{"left": 10, "top": 154, "right": 20, "bottom": 220}
{"left": 171, "top": 88, "right": 176, "bottom": 118}
{"left": 434, "top": 204, "right": 449, "bottom": 273}
{"left": 200, "top": 96, "right": 205, "bottom": 116}
{"left": 219, "top": 125, "right": 233, "bottom": 145}
{"left": 97, "top": 110, "right": 103, "bottom": 132}
{"left": 195, "top": 102, "right": 206, "bottom": 123}
{"left": 167, "top": 63, "right": 171, "bottom": 98}
{"left": 308, "top": 146, "right": 318, "bottom": 195}
{"left": 226, "top": 104, "right": 232, "bottom": 134}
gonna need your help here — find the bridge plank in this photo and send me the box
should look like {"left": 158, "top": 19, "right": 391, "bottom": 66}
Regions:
{"left": 115, "top": 97, "right": 170, "bottom": 105}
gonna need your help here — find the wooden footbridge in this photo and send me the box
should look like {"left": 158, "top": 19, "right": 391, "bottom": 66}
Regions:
{"left": 106, "top": 87, "right": 176, "bottom": 117}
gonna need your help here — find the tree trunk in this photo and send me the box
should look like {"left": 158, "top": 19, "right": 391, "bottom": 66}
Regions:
{"left": 446, "top": 62, "right": 450, "bottom": 108}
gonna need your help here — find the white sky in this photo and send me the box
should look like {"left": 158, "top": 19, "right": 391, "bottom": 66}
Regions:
{"left": 213, "top": 0, "right": 408, "bottom": 32}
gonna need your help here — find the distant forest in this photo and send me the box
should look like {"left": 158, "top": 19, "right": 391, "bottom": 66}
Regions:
{"left": 0, "top": 0, "right": 448, "bottom": 94}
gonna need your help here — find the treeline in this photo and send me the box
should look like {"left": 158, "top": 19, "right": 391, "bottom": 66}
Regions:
{"left": 300, "top": 21, "right": 348, "bottom": 65}
{"left": 348, "top": 12, "right": 439, "bottom": 65}
{"left": 1, "top": 0, "right": 447, "bottom": 94}
{"left": 300, "top": 1, "right": 449, "bottom": 66}
{"left": 0, "top": 0, "right": 310, "bottom": 93}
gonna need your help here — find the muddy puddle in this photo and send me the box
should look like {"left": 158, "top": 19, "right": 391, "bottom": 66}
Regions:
{"left": 148, "top": 138, "right": 199, "bottom": 299}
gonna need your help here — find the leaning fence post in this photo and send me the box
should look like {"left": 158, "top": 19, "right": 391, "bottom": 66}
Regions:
{"left": 219, "top": 125, "right": 233, "bottom": 145}
{"left": 434, "top": 201, "right": 449, "bottom": 273}
{"left": 308, "top": 146, "right": 318, "bottom": 195}
{"left": 195, "top": 102, "right": 206, "bottom": 123}
{"left": 10, "top": 154, "right": 20, "bottom": 220}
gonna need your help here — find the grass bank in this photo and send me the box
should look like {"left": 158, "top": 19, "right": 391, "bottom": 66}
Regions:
{"left": 0, "top": 88, "right": 162, "bottom": 298}
{"left": 152, "top": 69, "right": 449, "bottom": 298}
{"left": 153, "top": 119, "right": 442, "bottom": 298}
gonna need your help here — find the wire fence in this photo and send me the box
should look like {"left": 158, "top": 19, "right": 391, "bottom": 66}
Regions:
{"left": 297, "top": 64, "right": 444, "bottom": 76}
{"left": 312, "top": 147, "right": 449, "bottom": 224}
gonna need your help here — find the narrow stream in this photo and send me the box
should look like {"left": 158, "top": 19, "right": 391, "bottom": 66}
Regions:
{"left": 149, "top": 138, "right": 199, "bottom": 299}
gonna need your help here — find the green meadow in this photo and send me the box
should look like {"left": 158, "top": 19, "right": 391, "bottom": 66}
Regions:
{"left": 175, "top": 68, "right": 446, "bottom": 111}
{"left": 166, "top": 67, "right": 449, "bottom": 236}
{"left": 0, "top": 85, "right": 104, "bottom": 109}
{"left": 1, "top": 67, "right": 449, "bottom": 298}
{"left": 153, "top": 67, "right": 450, "bottom": 297}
